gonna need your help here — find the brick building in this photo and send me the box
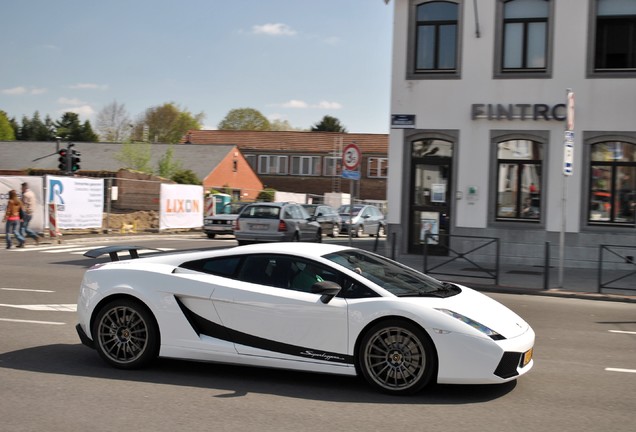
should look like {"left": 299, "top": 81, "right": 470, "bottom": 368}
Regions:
{"left": 183, "top": 130, "right": 389, "bottom": 201}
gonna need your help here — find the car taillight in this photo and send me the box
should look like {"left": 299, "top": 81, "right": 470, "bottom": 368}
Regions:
{"left": 278, "top": 220, "right": 287, "bottom": 232}
{"left": 233, "top": 220, "right": 240, "bottom": 231}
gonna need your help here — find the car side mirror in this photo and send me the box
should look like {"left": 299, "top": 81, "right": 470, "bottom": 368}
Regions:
{"left": 310, "top": 280, "right": 341, "bottom": 304}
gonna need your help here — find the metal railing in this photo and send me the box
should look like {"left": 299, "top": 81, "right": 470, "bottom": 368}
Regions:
{"left": 423, "top": 234, "right": 500, "bottom": 285}
{"left": 598, "top": 245, "right": 636, "bottom": 293}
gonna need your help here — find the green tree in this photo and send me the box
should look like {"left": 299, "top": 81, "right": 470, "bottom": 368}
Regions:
{"left": 115, "top": 141, "right": 153, "bottom": 172}
{"left": 0, "top": 111, "right": 16, "bottom": 140}
{"left": 256, "top": 188, "right": 276, "bottom": 202}
{"left": 157, "top": 145, "right": 183, "bottom": 178}
{"left": 218, "top": 108, "right": 271, "bottom": 131}
{"left": 171, "top": 169, "right": 200, "bottom": 185}
{"left": 270, "top": 118, "right": 305, "bottom": 131}
{"left": 135, "top": 102, "right": 203, "bottom": 144}
{"left": 310, "top": 115, "right": 347, "bottom": 132}
{"left": 54, "top": 112, "right": 98, "bottom": 142}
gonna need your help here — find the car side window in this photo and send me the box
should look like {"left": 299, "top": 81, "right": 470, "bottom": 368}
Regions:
{"left": 180, "top": 256, "right": 241, "bottom": 277}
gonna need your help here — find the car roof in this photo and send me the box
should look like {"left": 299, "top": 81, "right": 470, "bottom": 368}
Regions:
{"left": 116, "top": 242, "right": 354, "bottom": 267}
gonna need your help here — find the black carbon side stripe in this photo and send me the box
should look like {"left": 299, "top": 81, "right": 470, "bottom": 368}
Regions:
{"left": 175, "top": 296, "right": 354, "bottom": 365}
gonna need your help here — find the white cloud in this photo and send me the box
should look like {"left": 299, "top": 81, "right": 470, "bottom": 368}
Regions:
{"left": 315, "top": 101, "right": 343, "bottom": 110}
{"left": 58, "top": 105, "right": 95, "bottom": 119}
{"left": 58, "top": 97, "right": 86, "bottom": 105}
{"left": 277, "top": 99, "right": 342, "bottom": 110}
{"left": 252, "top": 23, "right": 296, "bottom": 36}
{"left": 69, "top": 83, "right": 108, "bottom": 90}
{"left": 2, "top": 86, "right": 47, "bottom": 95}
{"left": 282, "top": 99, "right": 308, "bottom": 108}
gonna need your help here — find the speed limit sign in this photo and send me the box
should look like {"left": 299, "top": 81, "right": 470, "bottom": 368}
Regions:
{"left": 342, "top": 143, "right": 361, "bottom": 170}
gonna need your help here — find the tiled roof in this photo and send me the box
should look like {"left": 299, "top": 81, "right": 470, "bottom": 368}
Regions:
{"left": 182, "top": 130, "right": 388, "bottom": 154}
{"left": 0, "top": 141, "right": 236, "bottom": 180}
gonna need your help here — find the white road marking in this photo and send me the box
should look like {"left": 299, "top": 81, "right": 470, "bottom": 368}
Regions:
{"left": 70, "top": 247, "right": 175, "bottom": 255}
{"left": 1, "top": 288, "right": 55, "bottom": 293}
{"left": 0, "top": 318, "right": 66, "bottom": 325}
{"left": 609, "top": 330, "right": 636, "bottom": 335}
{"left": 605, "top": 368, "right": 636, "bottom": 374}
{"left": 0, "top": 303, "right": 77, "bottom": 312}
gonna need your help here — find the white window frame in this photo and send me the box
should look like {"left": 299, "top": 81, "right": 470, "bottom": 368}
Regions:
{"left": 258, "top": 155, "right": 288, "bottom": 175}
{"left": 291, "top": 156, "right": 321, "bottom": 176}
{"left": 368, "top": 157, "right": 389, "bottom": 178}
{"left": 323, "top": 156, "right": 342, "bottom": 176}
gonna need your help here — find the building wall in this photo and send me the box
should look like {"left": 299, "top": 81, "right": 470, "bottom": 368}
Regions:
{"left": 388, "top": 0, "right": 636, "bottom": 267}
{"left": 203, "top": 148, "right": 263, "bottom": 201}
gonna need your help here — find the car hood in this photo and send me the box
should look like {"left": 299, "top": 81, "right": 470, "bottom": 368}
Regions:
{"left": 421, "top": 285, "right": 530, "bottom": 339}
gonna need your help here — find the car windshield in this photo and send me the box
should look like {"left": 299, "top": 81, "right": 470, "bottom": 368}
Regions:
{"left": 303, "top": 206, "right": 317, "bottom": 216}
{"left": 240, "top": 205, "right": 281, "bottom": 219}
{"left": 338, "top": 205, "right": 363, "bottom": 216}
{"left": 225, "top": 202, "right": 248, "bottom": 214}
{"left": 323, "top": 249, "right": 459, "bottom": 297}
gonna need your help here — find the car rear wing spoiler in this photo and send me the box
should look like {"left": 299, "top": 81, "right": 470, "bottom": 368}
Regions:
{"left": 83, "top": 245, "right": 163, "bottom": 261}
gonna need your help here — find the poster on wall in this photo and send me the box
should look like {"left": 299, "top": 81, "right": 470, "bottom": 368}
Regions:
{"left": 0, "top": 176, "right": 45, "bottom": 234}
{"left": 46, "top": 175, "right": 104, "bottom": 229}
{"left": 419, "top": 212, "right": 439, "bottom": 244}
{"left": 431, "top": 183, "right": 446, "bottom": 203}
{"left": 160, "top": 184, "right": 204, "bottom": 230}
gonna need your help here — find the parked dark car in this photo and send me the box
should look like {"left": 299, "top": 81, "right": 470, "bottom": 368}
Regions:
{"left": 338, "top": 204, "right": 386, "bottom": 237}
{"left": 234, "top": 202, "right": 321, "bottom": 245}
{"left": 302, "top": 204, "right": 342, "bottom": 237}
{"left": 203, "top": 202, "right": 251, "bottom": 238}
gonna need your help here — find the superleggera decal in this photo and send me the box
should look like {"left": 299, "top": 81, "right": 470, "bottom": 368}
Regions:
{"left": 175, "top": 297, "right": 353, "bottom": 365}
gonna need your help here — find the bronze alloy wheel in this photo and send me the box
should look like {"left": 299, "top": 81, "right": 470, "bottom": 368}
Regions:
{"left": 359, "top": 320, "right": 436, "bottom": 395}
{"left": 93, "top": 299, "right": 159, "bottom": 369}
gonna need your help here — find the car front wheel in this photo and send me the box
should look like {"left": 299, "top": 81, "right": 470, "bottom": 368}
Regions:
{"left": 92, "top": 299, "right": 159, "bottom": 369}
{"left": 358, "top": 320, "right": 436, "bottom": 395}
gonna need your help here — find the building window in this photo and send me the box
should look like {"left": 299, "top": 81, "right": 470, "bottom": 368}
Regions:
{"left": 245, "top": 154, "right": 256, "bottom": 171}
{"left": 323, "top": 156, "right": 342, "bottom": 176}
{"left": 258, "top": 155, "right": 288, "bottom": 175}
{"left": 588, "top": 142, "right": 636, "bottom": 225}
{"left": 291, "top": 156, "right": 321, "bottom": 176}
{"left": 408, "top": 0, "right": 461, "bottom": 79}
{"left": 495, "top": 140, "right": 543, "bottom": 221}
{"left": 591, "top": 0, "right": 636, "bottom": 75}
{"left": 368, "top": 157, "right": 389, "bottom": 178}
{"left": 495, "top": 0, "right": 552, "bottom": 78}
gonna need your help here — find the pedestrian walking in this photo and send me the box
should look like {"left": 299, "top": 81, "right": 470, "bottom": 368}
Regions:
{"left": 3, "top": 190, "right": 26, "bottom": 249}
{"left": 20, "top": 182, "right": 41, "bottom": 245}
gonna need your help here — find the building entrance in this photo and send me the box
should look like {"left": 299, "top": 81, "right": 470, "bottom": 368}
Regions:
{"left": 408, "top": 139, "right": 453, "bottom": 255}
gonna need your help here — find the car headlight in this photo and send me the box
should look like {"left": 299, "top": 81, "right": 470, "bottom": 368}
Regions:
{"left": 435, "top": 308, "right": 505, "bottom": 340}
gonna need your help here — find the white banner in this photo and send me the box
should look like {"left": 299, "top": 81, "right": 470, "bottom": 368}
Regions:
{"left": 160, "top": 184, "right": 204, "bottom": 230}
{"left": 46, "top": 176, "right": 104, "bottom": 229}
{"left": 0, "top": 176, "right": 45, "bottom": 234}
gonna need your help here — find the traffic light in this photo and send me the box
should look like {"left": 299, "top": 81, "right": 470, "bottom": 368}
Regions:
{"left": 70, "top": 149, "right": 81, "bottom": 172}
{"left": 58, "top": 149, "right": 69, "bottom": 172}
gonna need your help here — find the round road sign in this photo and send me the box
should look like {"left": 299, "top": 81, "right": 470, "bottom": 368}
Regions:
{"left": 342, "top": 143, "right": 361, "bottom": 170}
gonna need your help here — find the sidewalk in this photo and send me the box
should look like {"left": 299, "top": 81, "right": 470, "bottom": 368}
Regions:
{"left": 394, "top": 253, "right": 636, "bottom": 303}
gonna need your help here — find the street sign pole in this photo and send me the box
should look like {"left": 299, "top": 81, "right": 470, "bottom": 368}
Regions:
{"left": 342, "top": 143, "right": 362, "bottom": 246}
{"left": 559, "top": 89, "right": 575, "bottom": 287}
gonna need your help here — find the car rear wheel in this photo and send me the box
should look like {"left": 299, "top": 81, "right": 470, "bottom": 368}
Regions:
{"left": 354, "top": 225, "right": 364, "bottom": 238}
{"left": 206, "top": 233, "right": 216, "bottom": 239}
{"left": 92, "top": 299, "right": 159, "bottom": 369}
{"left": 330, "top": 224, "right": 340, "bottom": 238}
{"left": 358, "top": 320, "right": 436, "bottom": 395}
{"left": 314, "top": 229, "right": 322, "bottom": 243}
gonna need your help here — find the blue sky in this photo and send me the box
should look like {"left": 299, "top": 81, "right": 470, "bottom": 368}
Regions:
{"left": 1, "top": 0, "right": 394, "bottom": 134}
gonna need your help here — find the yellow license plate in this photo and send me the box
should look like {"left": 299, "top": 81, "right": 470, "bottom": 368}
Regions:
{"left": 522, "top": 348, "right": 533, "bottom": 367}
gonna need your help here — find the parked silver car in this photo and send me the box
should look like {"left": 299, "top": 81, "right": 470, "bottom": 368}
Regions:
{"left": 234, "top": 202, "right": 321, "bottom": 245}
{"left": 203, "top": 202, "right": 251, "bottom": 238}
{"left": 338, "top": 204, "right": 386, "bottom": 237}
{"left": 301, "top": 204, "right": 342, "bottom": 237}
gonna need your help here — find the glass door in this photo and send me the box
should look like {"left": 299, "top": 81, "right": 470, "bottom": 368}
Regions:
{"left": 409, "top": 139, "right": 453, "bottom": 255}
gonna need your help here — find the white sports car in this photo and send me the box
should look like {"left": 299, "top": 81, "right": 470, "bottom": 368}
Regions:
{"left": 76, "top": 243, "right": 534, "bottom": 395}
